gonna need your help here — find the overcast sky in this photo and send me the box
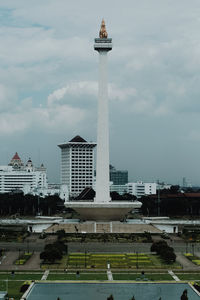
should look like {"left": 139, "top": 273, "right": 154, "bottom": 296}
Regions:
{"left": 1, "top": 0, "right": 200, "bottom": 185}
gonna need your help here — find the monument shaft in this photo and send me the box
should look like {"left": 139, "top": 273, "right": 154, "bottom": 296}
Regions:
{"left": 96, "top": 51, "right": 110, "bottom": 203}
{"left": 94, "top": 20, "right": 112, "bottom": 203}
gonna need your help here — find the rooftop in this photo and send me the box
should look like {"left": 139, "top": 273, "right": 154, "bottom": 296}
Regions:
{"left": 69, "top": 135, "right": 87, "bottom": 143}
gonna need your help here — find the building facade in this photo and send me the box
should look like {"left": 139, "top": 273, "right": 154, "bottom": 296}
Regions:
{"left": 0, "top": 153, "right": 47, "bottom": 194}
{"left": 126, "top": 182, "right": 157, "bottom": 198}
{"left": 58, "top": 136, "right": 96, "bottom": 197}
{"left": 110, "top": 165, "right": 128, "bottom": 185}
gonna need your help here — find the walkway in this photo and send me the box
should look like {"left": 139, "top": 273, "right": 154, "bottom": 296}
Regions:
{"left": 176, "top": 253, "right": 200, "bottom": 271}
{"left": 41, "top": 270, "right": 49, "bottom": 280}
{"left": 107, "top": 263, "right": 113, "bottom": 281}
{"left": 168, "top": 270, "right": 180, "bottom": 281}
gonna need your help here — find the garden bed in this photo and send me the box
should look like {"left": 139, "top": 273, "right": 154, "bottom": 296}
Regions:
{"left": 15, "top": 252, "right": 33, "bottom": 265}
{"left": 60, "top": 253, "right": 181, "bottom": 270}
{"left": 184, "top": 253, "right": 200, "bottom": 266}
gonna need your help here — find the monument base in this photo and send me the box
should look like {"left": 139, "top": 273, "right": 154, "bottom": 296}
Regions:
{"left": 64, "top": 201, "right": 142, "bottom": 221}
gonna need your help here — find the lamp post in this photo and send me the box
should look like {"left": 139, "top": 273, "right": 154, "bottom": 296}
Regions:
{"left": 136, "top": 251, "right": 138, "bottom": 269}
{"left": 27, "top": 240, "right": 29, "bottom": 253}
{"left": 185, "top": 242, "right": 188, "bottom": 254}
{"left": 84, "top": 249, "right": 87, "bottom": 269}
{"left": 157, "top": 187, "right": 160, "bottom": 216}
{"left": 192, "top": 244, "right": 194, "bottom": 256}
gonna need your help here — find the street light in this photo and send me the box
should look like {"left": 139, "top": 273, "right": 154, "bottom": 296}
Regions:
{"left": 84, "top": 249, "right": 87, "bottom": 268}
{"left": 157, "top": 187, "right": 160, "bottom": 216}
{"left": 27, "top": 240, "right": 29, "bottom": 253}
{"left": 192, "top": 244, "right": 194, "bottom": 256}
{"left": 185, "top": 242, "right": 188, "bottom": 254}
{"left": 136, "top": 251, "right": 138, "bottom": 269}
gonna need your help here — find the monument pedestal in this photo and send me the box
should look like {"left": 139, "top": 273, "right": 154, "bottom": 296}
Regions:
{"left": 64, "top": 201, "right": 142, "bottom": 221}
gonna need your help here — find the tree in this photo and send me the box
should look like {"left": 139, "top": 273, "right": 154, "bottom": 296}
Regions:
{"left": 160, "top": 249, "right": 176, "bottom": 264}
{"left": 181, "top": 289, "right": 188, "bottom": 300}
{"left": 151, "top": 240, "right": 176, "bottom": 264}
{"left": 40, "top": 247, "right": 62, "bottom": 262}
{"left": 107, "top": 295, "right": 114, "bottom": 300}
{"left": 150, "top": 241, "right": 168, "bottom": 254}
{"left": 169, "top": 185, "right": 180, "bottom": 193}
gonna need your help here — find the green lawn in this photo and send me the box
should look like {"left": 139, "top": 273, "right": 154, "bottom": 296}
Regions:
{"left": 0, "top": 280, "right": 24, "bottom": 300}
{"left": 47, "top": 273, "right": 107, "bottom": 280}
{"left": 0, "top": 273, "right": 42, "bottom": 280}
{"left": 113, "top": 273, "right": 174, "bottom": 281}
{"left": 175, "top": 273, "right": 200, "bottom": 281}
{"left": 148, "top": 254, "right": 181, "bottom": 269}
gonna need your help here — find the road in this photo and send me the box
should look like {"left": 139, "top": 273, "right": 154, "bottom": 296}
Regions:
{"left": 68, "top": 241, "right": 200, "bottom": 253}
{"left": 1, "top": 240, "right": 199, "bottom": 254}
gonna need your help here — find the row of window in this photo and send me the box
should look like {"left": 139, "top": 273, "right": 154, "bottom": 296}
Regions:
{"left": 72, "top": 179, "right": 93, "bottom": 182}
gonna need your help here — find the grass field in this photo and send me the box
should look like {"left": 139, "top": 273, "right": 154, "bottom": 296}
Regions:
{"left": 45, "top": 253, "right": 181, "bottom": 270}
{"left": 113, "top": 273, "right": 174, "bottom": 281}
{"left": 0, "top": 273, "right": 42, "bottom": 280}
{"left": 47, "top": 273, "right": 107, "bottom": 280}
{"left": 175, "top": 273, "right": 200, "bottom": 281}
{"left": 0, "top": 280, "right": 24, "bottom": 300}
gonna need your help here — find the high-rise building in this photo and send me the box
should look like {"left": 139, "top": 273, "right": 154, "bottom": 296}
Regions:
{"left": 110, "top": 165, "right": 128, "bottom": 185}
{"left": 58, "top": 135, "right": 96, "bottom": 197}
{"left": 0, "top": 153, "right": 47, "bottom": 193}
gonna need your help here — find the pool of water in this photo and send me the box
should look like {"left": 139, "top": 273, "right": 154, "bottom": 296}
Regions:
{"left": 26, "top": 282, "right": 200, "bottom": 300}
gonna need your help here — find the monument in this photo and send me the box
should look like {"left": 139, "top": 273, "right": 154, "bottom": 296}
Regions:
{"left": 64, "top": 20, "right": 141, "bottom": 221}
{"left": 94, "top": 19, "right": 112, "bottom": 204}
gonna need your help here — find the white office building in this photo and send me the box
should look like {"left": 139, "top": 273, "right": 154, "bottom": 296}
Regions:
{"left": 58, "top": 136, "right": 96, "bottom": 198}
{"left": 0, "top": 153, "right": 48, "bottom": 194}
{"left": 126, "top": 182, "right": 157, "bottom": 198}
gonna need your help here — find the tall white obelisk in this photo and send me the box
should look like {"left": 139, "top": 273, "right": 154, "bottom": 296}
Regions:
{"left": 64, "top": 21, "right": 142, "bottom": 220}
{"left": 94, "top": 20, "right": 112, "bottom": 203}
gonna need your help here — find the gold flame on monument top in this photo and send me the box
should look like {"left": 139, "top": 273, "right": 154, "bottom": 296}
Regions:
{"left": 99, "top": 19, "right": 108, "bottom": 38}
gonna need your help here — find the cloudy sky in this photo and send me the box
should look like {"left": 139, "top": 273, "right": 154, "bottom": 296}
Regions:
{"left": 1, "top": 0, "right": 200, "bottom": 185}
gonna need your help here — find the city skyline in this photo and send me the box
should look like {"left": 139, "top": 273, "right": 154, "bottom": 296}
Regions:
{"left": 0, "top": 1, "right": 200, "bottom": 185}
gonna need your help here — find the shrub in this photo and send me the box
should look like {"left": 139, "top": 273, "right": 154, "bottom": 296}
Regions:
{"left": 160, "top": 249, "right": 176, "bottom": 264}
{"left": 40, "top": 247, "right": 62, "bottom": 262}
{"left": 151, "top": 240, "right": 176, "bottom": 264}
{"left": 151, "top": 241, "right": 168, "bottom": 254}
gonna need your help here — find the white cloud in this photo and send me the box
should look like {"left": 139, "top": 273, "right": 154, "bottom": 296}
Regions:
{"left": 0, "top": 97, "right": 86, "bottom": 136}
{"left": 0, "top": 26, "right": 90, "bottom": 66}
{"left": 48, "top": 81, "right": 137, "bottom": 106}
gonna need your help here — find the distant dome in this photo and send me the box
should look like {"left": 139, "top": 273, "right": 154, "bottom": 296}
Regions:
{"left": 26, "top": 158, "right": 33, "bottom": 167}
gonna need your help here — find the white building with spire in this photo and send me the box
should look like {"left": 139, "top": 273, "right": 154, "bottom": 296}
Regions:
{"left": 0, "top": 152, "right": 47, "bottom": 194}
